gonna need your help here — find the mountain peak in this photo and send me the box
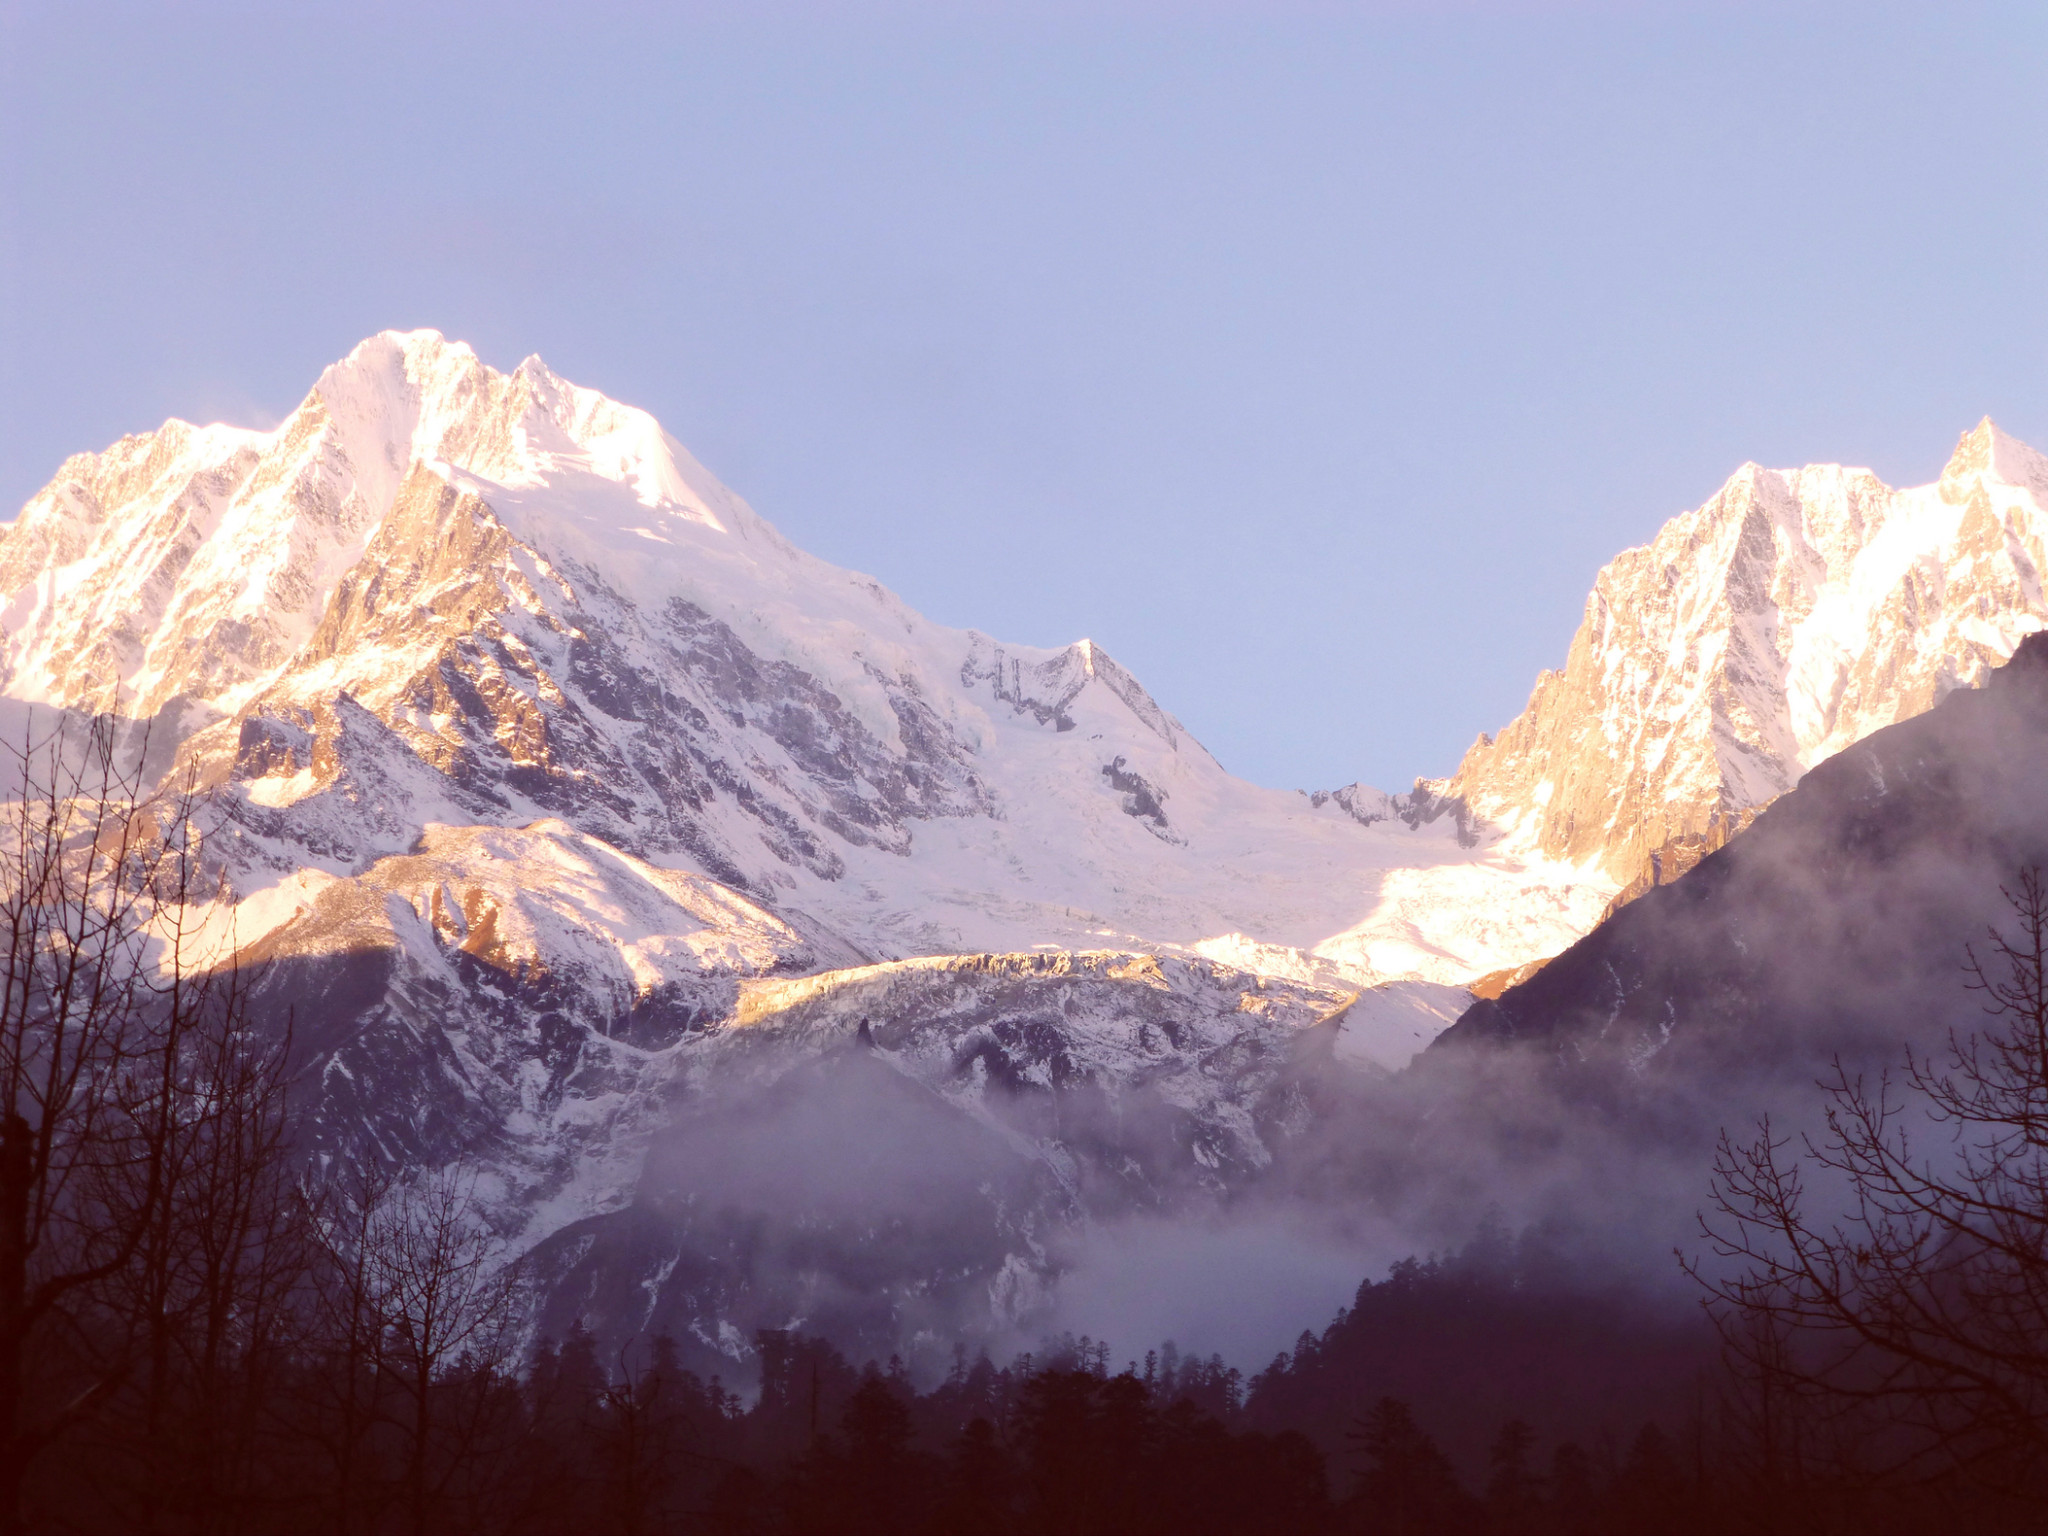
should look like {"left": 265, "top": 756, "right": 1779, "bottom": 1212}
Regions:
{"left": 298, "top": 329, "right": 729, "bottom": 526}
{"left": 1940, "top": 416, "right": 2048, "bottom": 499}
{"left": 1448, "top": 418, "right": 2048, "bottom": 891}
{"left": 318, "top": 327, "right": 483, "bottom": 396}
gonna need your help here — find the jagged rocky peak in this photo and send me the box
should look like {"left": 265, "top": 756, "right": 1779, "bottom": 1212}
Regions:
{"left": 27, "top": 328, "right": 2047, "bottom": 1365}
{"left": 0, "top": 328, "right": 751, "bottom": 726}
{"left": 959, "top": 632, "right": 1194, "bottom": 754}
{"left": 306, "top": 330, "right": 738, "bottom": 528}
{"left": 1443, "top": 422, "right": 2048, "bottom": 895}
{"left": 1940, "top": 416, "right": 2048, "bottom": 500}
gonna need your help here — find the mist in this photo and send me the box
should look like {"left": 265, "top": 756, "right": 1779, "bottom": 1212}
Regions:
{"left": 1040, "top": 1209, "right": 1405, "bottom": 1371}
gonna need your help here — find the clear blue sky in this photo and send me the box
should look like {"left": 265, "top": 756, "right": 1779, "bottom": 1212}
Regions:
{"left": 3, "top": 1, "right": 2044, "bottom": 792}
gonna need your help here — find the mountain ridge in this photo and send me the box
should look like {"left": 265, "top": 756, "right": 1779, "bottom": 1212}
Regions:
{"left": 1, "top": 328, "right": 1614, "bottom": 997}
{"left": 7, "top": 330, "right": 2048, "bottom": 1364}
{"left": 1444, "top": 418, "right": 2048, "bottom": 898}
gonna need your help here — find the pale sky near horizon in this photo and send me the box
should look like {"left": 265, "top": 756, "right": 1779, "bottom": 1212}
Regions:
{"left": 2, "top": 1, "right": 2044, "bottom": 793}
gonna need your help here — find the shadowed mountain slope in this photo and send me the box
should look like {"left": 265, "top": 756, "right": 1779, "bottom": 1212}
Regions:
{"left": 1441, "top": 630, "right": 2048, "bottom": 1082}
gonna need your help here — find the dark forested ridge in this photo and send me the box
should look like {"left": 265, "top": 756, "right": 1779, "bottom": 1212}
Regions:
{"left": 1440, "top": 630, "right": 2048, "bottom": 1081}
{"left": 32, "top": 1243, "right": 2039, "bottom": 1533}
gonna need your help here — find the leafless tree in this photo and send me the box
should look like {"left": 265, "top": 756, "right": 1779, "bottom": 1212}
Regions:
{"left": 1697, "top": 868, "right": 2048, "bottom": 1493}
{"left": 596, "top": 1342, "right": 689, "bottom": 1534}
{"left": 0, "top": 713, "right": 269, "bottom": 1528}
{"left": 98, "top": 868, "right": 305, "bottom": 1529}
{"left": 307, "top": 1160, "right": 524, "bottom": 1532}
{"left": 302, "top": 1159, "right": 398, "bottom": 1531}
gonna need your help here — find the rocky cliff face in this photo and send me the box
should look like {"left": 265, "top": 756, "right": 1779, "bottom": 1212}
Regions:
{"left": 1445, "top": 421, "right": 2048, "bottom": 894}
{"left": 230, "top": 817, "right": 1357, "bottom": 1368}
{"left": 520, "top": 949, "right": 1356, "bottom": 1372}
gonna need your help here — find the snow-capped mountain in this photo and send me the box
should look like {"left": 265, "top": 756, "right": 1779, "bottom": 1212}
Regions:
{"left": 8, "top": 329, "right": 2047, "bottom": 1360}
{"left": 0, "top": 330, "right": 1601, "bottom": 1353}
{"left": 1446, "top": 420, "right": 2048, "bottom": 899}
{"left": 1, "top": 330, "right": 1611, "bottom": 997}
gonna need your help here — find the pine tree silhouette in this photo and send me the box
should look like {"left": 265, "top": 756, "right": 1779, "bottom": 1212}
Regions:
{"left": 1344, "top": 1396, "right": 1473, "bottom": 1533}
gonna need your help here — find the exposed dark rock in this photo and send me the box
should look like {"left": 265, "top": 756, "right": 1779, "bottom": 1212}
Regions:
{"left": 1101, "top": 755, "right": 1178, "bottom": 841}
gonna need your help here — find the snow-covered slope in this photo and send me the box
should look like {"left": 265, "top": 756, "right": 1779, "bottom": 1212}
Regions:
{"left": 0, "top": 330, "right": 1611, "bottom": 998}
{"left": 1447, "top": 419, "right": 2048, "bottom": 896}
{"left": 230, "top": 825, "right": 1365, "bottom": 1368}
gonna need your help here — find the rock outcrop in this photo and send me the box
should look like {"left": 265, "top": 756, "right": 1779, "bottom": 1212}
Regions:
{"left": 1446, "top": 421, "right": 2048, "bottom": 893}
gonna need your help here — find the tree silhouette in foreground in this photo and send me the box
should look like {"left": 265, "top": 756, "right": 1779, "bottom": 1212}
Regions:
{"left": 1700, "top": 867, "right": 2048, "bottom": 1506}
{"left": 0, "top": 717, "right": 299, "bottom": 1533}
{"left": 1342, "top": 1395, "right": 1474, "bottom": 1532}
